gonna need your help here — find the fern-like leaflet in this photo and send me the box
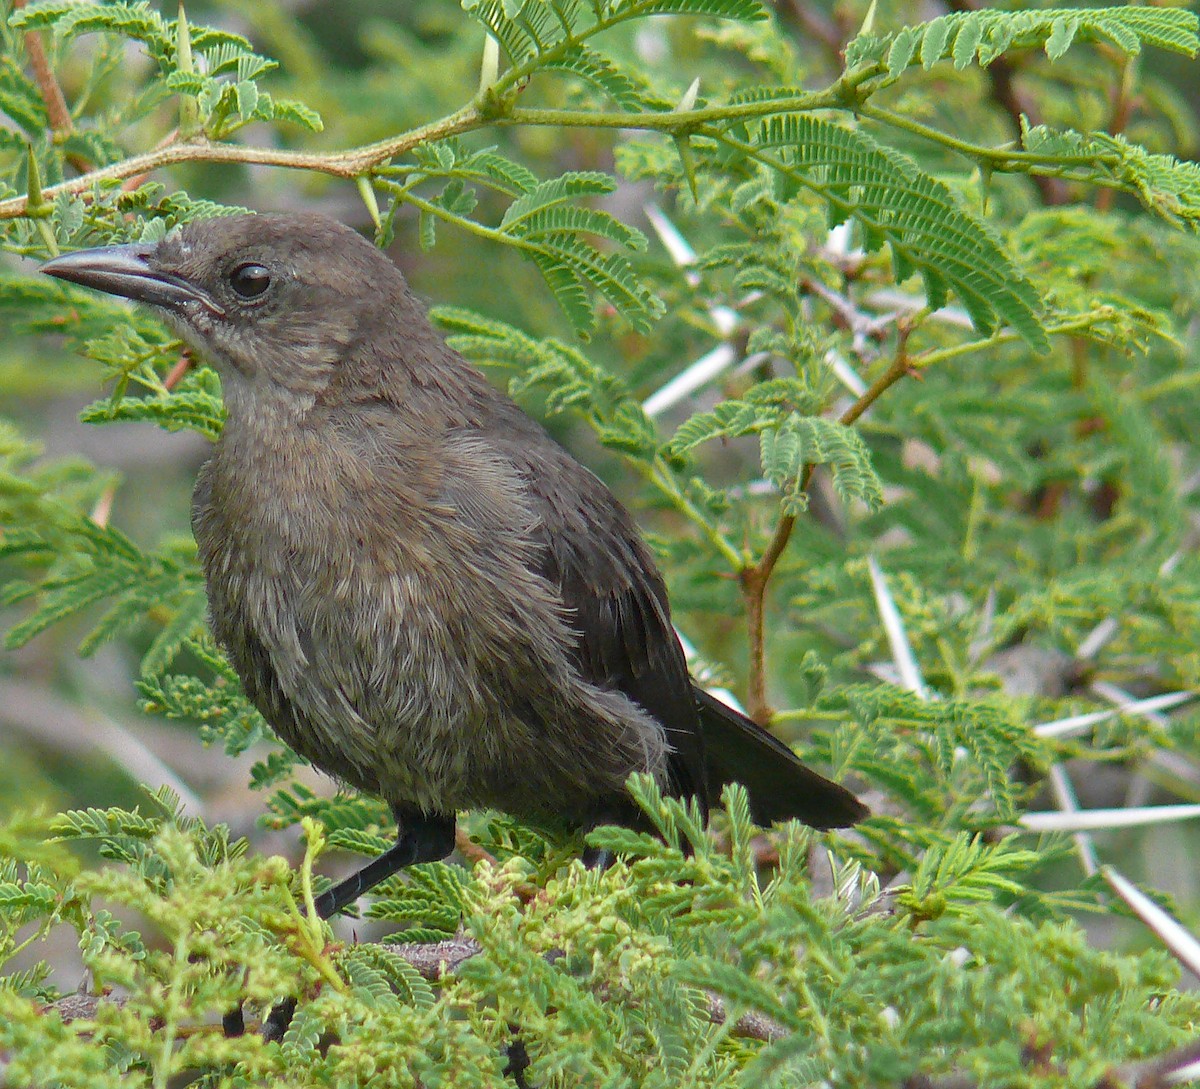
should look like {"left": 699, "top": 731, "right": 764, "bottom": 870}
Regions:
{"left": 846, "top": 6, "right": 1198, "bottom": 77}
{"left": 720, "top": 115, "right": 1048, "bottom": 350}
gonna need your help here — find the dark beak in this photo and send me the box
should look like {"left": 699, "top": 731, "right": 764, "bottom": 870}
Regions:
{"left": 40, "top": 244, "right": 224, "bottom": 317}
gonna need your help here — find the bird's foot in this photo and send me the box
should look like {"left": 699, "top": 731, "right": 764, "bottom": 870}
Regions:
{"left": 220, "top": 996, "right": 297, "bottom": 1042}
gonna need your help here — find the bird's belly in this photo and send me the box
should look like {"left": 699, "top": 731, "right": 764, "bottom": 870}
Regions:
{"left": 209, "top": 562, "right": 647, "bottom": 819}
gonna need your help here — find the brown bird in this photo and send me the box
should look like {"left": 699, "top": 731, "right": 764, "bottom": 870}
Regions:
{"left": 41, "top": 213, "right": 866, "bottom": 917}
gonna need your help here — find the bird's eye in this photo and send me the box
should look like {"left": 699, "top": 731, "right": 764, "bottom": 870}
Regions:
{"left": 230, "top": 263, "right": 271, "bottom": 299}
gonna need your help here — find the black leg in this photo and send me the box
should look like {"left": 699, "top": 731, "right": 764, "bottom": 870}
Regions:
{"left": 261, "top": 997, "right": 296, "bottom": 1044}
{"left": 222, "top": 1006, "right": 245, "bottom": 1037}
{"left": 580, "top": 844, "right": 614, "bottom": 870}
{"left": 246, "top": 809, "right": 457, "bottom": 1042}
{"left": 580, "top": 808, "right": 623, "bottom": 871}
{"left": 314, "top": 808, "right": 456, "bottom": 918}
{"left": 504, "top": 1035, "right": 532, "bottom": 1088}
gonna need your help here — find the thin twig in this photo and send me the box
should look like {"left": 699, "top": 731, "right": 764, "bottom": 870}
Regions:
{"left": 162, "top": 350, "right": 193, "bottom": 391}
{"left": 1095, "top": 53, "right": 1137, "bottom": 213}
{"left": 738, "top": 329, "right": 914, "bottom": 721}
{"left": 839, "top": 338, "right": 913, "bottom": 429}
{"left": 454, "top": 827, "right": 498, "bottom": 869}
{"left": 15, "top": 0, "right": 71, "bottom": 134}
{"left": 0, "top": 81, "right": 866, "bottom": 221}
{"left": 0, "top": 106, "right": 483, "bottom": 219}
{"left": 738, "top": 519, "right": 793, "bottom": 723}
{"left": 13, "top": 0, "right": 90, "bottom": 174}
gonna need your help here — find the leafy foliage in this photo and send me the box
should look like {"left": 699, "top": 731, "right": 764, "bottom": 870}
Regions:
{"left": 463, "top": 0, "right": 768, "bottom": 75}
{"left": 721, "top": 114, "right": 1050, "bottom": 350}
{"left": 846, "top": 6, "right": 1199, "bottom": 75}
{"left": 1, "top": 785, "right": 1193, "bottom": 1086}
{"left": 0, "top": 429, "right": 204, "bottom": 672}
{"left": 1020, "top": 122, "right": 1200, "bottom": 231}
{"left": 10, "top": 1, "right": 322, "bottom": 138}
{"left": 383, "top": 148, "right": 663, "bottom": 336}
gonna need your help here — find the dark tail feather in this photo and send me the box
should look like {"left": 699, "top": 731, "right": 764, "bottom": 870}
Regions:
{"left": 695, "top": 687, "right": 868, "bottom": 829}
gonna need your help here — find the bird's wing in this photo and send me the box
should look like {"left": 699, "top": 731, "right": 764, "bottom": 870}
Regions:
{"left": 508, "top": 434, "right": 708, "bottom": 811}
{"left": 494, "top": 424, "right": 864, "bottom": 831}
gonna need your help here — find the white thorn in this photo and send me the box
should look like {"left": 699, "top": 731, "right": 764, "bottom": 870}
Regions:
{"left": 1047, "top": 764, "right": 1099, "bottom": 876}
{"left": 1019, "top": 804, "right": 1200, "bottom": 833}
{"left": 642, "top": 344, "right": 738, "bottom": 418}
{"left": 675, "top": 77, "right": 700, "bottom": 113}
{"left": 867, "top": 556, "right": 928, "bottom": 700}
{"left": 1033, "top": 690, "right": 1196, "bottom": 739}
{"left": 1104, "top": 866, "right": 1200, "bottom": 981}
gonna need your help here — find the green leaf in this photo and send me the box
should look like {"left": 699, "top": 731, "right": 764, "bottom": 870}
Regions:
{"left": 139, "top": 588, "right": 208, "bottom": 677}
{"left": 11, "top": 2, "right": 170, "bottom": 53}
{"left": 1021, "top": 122, "right": 1200, "bottom": 231}
{"left": 741, "top": 115, "right": 1048, "bottom": 350}
{"left": 897, "top": 834, "right": 1040, "bottom": 919}
{"left": 79, "top": 366, "right": 226, "bottom": 442}
{"left": 500, "top": 172, "right": 616, "bottom": 232}
{"left": 847, "top": 7, "right": 1199, "bottom": 75}
{"left": 541, "top": 45, "right": 654, "bottom": 110}
{"left": 432, "top": 306, "right": 642, "bottom": 425}
{"left": 759, "top": 415, "right": 883, "bottom": 515}
{"left": 0, "top": 59, "right": 49, "bottom": 135}
{"left": 667, "top": 380, "right": 822, "bottom": 455}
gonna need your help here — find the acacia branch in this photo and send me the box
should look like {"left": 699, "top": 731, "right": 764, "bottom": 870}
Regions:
{"left": 738, "top": 331, "right": 915, "bottom": 723}
{"left": 0, "top": 47, "right": 886, "bottom": 225}
{"left": 378, "top": 939, "right": 793, "bottom": 1041}
{"left": 943, "top": 0, "right": 1069, "bottom": 205}
{"left": 736, "top": 304, "right": 1119, "bottom": 720}
{"left": 0, "top": 76, "right": 877, "bottom": 222}
{"left": 13, "top": 0, "right": 90, "bottom": 174}
{"left": 0, "top": 106, "right": 484, "bottom": 220}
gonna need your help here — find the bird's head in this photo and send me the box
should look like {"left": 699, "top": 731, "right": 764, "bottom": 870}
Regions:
{"left": 40, "top": 213, "right": 413, "bottom": 406}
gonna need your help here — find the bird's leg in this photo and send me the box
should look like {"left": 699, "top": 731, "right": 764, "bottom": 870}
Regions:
{"left": 313, "top": 809, "right": 456, "bottom": 917}
{"left": 580, "top": 844, "right": 615, "bottom": 870}
{"left": 233, "top": 808, "right": 456, "bottom": 1042}
{"left": 580, "top": 809, "right": 621, "bottom": 871}
{"left": 504, "top": 1033, "right": 532, "bottom": 1089}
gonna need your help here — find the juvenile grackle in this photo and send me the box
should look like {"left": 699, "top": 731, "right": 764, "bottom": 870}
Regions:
{"left": 41, "top": 213, "right": 866, "bottom": 918}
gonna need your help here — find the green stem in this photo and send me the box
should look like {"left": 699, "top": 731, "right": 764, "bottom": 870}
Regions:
{"left": 0, "top": 104, "right": 485, "bottom": 219}
{"left": 388, "top": 187, "right": 539, "bottom": 252}
{"left": 859, "top": 102, "right": 1122, "bottom": 169}
{"left": 500, "top": 90, "right": 841, "bottom": 134}
{"left": 643, "top": 456, "right": 746, "bottom": 571}
{"left": 910, "top": 311, "right": 1112, "bottom": 371}
{"left": 0, "top": 57, "right": 884, "bottom": 220}
{"left": 154, "top": 935, "right": 188, "bottom": 1089}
